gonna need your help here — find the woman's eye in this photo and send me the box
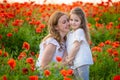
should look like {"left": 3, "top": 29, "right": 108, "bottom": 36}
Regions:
{"left": 62, "top": 21, "right": 66, "bottom": 24}
{"left": 70, "top": 19, "right": 73, "bottom": 21}
{"left": 67, "top": 19, "right": 69, "bottom": 22}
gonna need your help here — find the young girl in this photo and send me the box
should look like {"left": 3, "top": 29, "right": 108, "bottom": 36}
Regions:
{"left": 36, "top": 11, "right": 69, "bottom": 70}
{"left": 65, "top": 7, "right": 93, "bottom": 80}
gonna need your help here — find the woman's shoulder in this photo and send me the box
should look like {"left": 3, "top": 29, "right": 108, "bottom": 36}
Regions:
{"left": 45, "top": 37, "right": 60, "bottom": 46}
{"left": 40, "top": 37, "right": 60, "bottom": 49}
{"left": 46, "top": 37, "right": 58, "bottom": 43}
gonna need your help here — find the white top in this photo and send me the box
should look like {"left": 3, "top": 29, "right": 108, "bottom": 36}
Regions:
{"left": 36, "top": 37, "right": 65, "bottom": 68}
{"left": 66, "top": 28, "right": 93, "bottom": 69}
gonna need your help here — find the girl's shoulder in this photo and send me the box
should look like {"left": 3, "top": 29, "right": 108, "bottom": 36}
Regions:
{"left": 74, "top": 28, "right": 84, "bottom": 35}
{"left": 76, "top": 28, "right": 84, "bottom": 32}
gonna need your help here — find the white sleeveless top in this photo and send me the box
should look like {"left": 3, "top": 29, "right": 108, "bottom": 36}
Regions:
{"left": 66, "top": 28, "right": 93, "bottom": 69}
{"left": 36, "top": 37, "right": 65, "bottom": 68}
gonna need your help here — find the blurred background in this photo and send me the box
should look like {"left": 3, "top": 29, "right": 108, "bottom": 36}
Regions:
{"left": 0, "top": 0, "right": 120, "bottom": 79}
{"left": 0, "top": 0, "right": 120, "bottom": 4}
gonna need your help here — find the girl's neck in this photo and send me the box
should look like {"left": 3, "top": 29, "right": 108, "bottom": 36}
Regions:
{"left": 72, "top": 28, "right": 80, "bottom": 32}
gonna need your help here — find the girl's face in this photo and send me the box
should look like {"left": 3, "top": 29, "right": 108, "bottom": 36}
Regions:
{"left": 70, "top": 14, "right": 81, "bottom": 31}
{"left": 56, "top": 15, "right": 70, "bottom": 34}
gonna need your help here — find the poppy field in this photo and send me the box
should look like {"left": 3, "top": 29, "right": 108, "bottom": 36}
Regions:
{"left": 0, "top": 0, "right": 120, "bottom": 80}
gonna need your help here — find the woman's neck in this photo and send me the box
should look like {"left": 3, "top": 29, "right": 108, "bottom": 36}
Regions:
{"left": 60, "top": 32, "right": 66, "bottom": 42}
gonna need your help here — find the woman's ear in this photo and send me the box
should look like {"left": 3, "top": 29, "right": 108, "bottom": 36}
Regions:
{"left": 55, "top": 26, "right": 59, "bottom": 30}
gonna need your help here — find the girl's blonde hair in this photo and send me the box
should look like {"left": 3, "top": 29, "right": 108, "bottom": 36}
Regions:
{"left": 42, "top": 11, "right": 67, "bottom": 44}
{"left": 70, "top": 7, "right": 90, "bottom": 43}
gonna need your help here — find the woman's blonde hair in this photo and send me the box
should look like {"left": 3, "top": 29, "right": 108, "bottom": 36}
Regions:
{"left": 42, "top": 11, "right": 67, "bottom": 44}
{"left": 70, "top": 7, "right": 90, "bottom": 43}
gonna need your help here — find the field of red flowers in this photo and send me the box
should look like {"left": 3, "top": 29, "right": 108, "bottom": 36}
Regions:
{"left": 0, "top": 0, "right": 120, "bottom": 80}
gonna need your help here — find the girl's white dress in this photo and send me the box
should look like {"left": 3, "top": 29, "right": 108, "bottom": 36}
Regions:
{"left": 36, "top": 37, "right": 65, "bottom": 68}
{"left": 66, "top": 28, "right": 93, "bottom": 69}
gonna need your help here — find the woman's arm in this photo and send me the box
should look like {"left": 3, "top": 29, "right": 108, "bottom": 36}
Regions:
{"left": 40, "top": 43, "right": 56, "bottom": 69}
{"left": 62, "top": 50, "right": 68, "bottom": 62}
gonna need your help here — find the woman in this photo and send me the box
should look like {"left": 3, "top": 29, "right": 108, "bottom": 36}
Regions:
{"left": 36, "top": 11, "right": 70, "bottom": 69}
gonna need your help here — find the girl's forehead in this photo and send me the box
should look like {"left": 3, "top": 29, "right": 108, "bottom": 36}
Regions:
{"left": 70, "top": 14, "right": 79, "bottom": 18}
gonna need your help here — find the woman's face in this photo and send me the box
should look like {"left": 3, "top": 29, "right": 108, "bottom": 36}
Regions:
{"left": 56, "top": 15, "right": 70, "bottom": 34}
{"left": 70, "top": 14, "right": 81, "bottom": 31}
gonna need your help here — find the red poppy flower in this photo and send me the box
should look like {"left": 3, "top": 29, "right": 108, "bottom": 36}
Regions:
{"left": 113, "top": 75, "right": 120, "bottom": 80}
{"left": 29, "top": 75, "right": 38, "bottom": 80}
{"left": 22, "top": 68, "right": 28, "bottom": 74}
{"left": 18, "top": 52, "right": 27, "bottom": 60}
{"left": 0, "top": 49, "right": 2, "bottom": 56}
{"left": 7, "top": 58, "right": 16, "bottom": 70}
{"left": 7, "top": 33, "right": 12, "bottom": 37}
{"left": 0, "top": 34, "right": 2, "bottom": 39}
{"left": 26, "top": 57, "right": 34, "bottom": 64}
{"left": 64, "top": 77, "right": 72, "bottom": 80}
{"left": 60, "top": 69, "right": 67, "bottom": 77}
{"left": 2, "top": 75, "right": 7, "bottom": 80}
{"left": 67, "top": 69, "right": 73, "bottom": 76}
{"left": 56, "top": 56, "right": 62, "bottom": 62}
{"left": 44, "top": 70, "right": 51, "bottom": 77}
{"left": 22, "top": 42, "right": 30, "bottom": 50}
{"left": 3, "top": 52, "right": 9, "bottom": 57}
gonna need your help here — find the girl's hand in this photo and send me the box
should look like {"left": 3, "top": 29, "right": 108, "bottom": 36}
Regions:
{"left": 66, "top": 56, "right": 74, "bottom": 66}
{"left": 62, "top": 58, "right": 68, "bottom": 66}
{"left": 68, "top": 60, "right": 73, "bottom": 66}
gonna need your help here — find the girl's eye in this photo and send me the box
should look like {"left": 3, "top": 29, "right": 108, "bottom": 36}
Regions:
{"left": 75, "top": 19, "right": 79, "bottom": 22}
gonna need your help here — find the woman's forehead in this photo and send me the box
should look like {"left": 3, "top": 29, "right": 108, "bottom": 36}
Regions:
{"left": 58, "top": 15, "right": 68, "bottom": 21}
